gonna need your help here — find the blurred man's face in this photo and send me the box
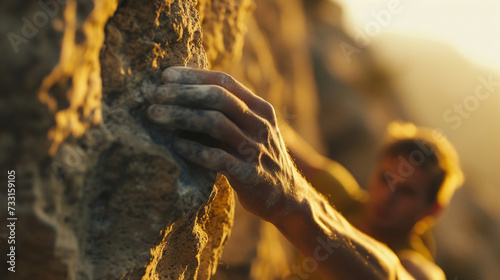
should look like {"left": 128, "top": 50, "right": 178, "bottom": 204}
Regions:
{"left": 366, "top": 155, "right": 438, "bottom": 235}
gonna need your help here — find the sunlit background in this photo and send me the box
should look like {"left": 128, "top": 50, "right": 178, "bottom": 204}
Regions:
{"left": 217, "top": 0, "right": 500, "bottom": 278}
{"left": 333, "top": 0, "right": 500, "bottom": 202}
{"left": 5, "top": 0, "right": 500, "bottom": 279}
{"left": 338, "top": 0, "right": 500, "bottom": 71}
{"left": 332, "top": 1, "right": 500, "bottom": 279}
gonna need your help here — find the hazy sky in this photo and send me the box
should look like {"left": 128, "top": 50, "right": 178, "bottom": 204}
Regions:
{"left": 335, "top": 0, "right": 500, "bottom": 71}
{"left": 334, "top": 0, "right": 500, "bottom": 196}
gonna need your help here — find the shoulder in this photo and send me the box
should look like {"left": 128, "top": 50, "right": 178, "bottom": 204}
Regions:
{"left": 398, "top": 250, "right": 445, "bottom": 280}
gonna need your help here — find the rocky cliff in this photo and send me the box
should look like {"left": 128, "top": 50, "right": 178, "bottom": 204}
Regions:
{"left": 0, "top": 0, "right": 253, "bottom": 279}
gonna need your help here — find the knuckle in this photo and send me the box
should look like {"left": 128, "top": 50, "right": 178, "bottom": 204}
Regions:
{"left": 238, "top": 163, "right": 259, "bottom": 184}
{"left": 207, "top": 85, "right": 224, "bottom": 96}
{"left": 206, "top": 110, "right": 227, "bottom": 137}
{"left": 217, "top": 71, "right": 237, "bottom": 88}
{"left": 198, "top": 149, "right": 213, "bottom": 165}
{"left": 260, "top": 101, "right": 277, "bottom": 123}
{"left": 207, "top": 110, "right": 225, "bottom": 124}
{"left": 253, "top": 115, "right": 267, "bottom": 128}
{"left": 200, "top": 147, "right": 214, "bottom": 161}
{"left": 256, "top": 125, "right": 270, "bottom": 143}
{"left": 206, "top": 85, "right": 226, "bottom": 104}
{"left": 201, "top": 147, "right": 224, "bottom": 165}
{"left": 239, "top": 101, "right": 250, "bottom": 114}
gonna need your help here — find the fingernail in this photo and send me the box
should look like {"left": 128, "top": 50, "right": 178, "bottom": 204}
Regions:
{"left": 162, "top": 68, "right": 181, "bottom": 83}
{"left": 148, "top": 105, "right": 164, "bottom": 118}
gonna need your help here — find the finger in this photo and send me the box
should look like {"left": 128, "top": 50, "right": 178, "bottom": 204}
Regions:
{"left": 161, "top": 67, "right": 276, "bottom": 120}
{"left": 173, "top": 137, "right": 258, "bottom": 185}
{"left": 147, "top": 104, "right": 255, "bottom": 150}
{"left": 152, "top": 84, "right": 267, "bottom": 134}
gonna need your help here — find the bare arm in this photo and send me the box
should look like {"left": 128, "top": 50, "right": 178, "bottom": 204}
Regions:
{"left": 275, "top": 181, "right": 415, "bottom": 280}
{"left": 146, "top": 67, "right": 415, "bottom": 280}
{"left": 280, "top": 122, "right": 368, "bottom": 212}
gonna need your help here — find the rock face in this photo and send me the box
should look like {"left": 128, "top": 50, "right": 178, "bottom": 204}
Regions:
{"left": 0, "top": 0, "right": 252, "bottom": 279}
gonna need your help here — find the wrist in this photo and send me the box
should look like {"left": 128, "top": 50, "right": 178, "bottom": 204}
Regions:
{"left": 271, "top": 174, "right": 316, "bottom": 232}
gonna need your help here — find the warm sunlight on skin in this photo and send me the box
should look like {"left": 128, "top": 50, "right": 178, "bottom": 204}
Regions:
{"left": 365, "top": 156, "right": 437, "bottom": 239}
{"left": 335, "top": 0, "right": 500, "bottom": 70}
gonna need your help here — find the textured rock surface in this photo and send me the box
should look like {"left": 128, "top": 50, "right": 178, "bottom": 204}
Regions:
{"left": 0, "top": 0, "right": 250, "bottom": 279}
{"left": 197, "top": 0, "right": 254, "bottom": 69}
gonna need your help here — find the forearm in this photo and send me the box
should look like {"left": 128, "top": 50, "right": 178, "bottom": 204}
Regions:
{"left": 273, "top": 177, "right": 413, "bottom": 280}
{"left": 145, "top": 67, "right": 412, "bottom": 279}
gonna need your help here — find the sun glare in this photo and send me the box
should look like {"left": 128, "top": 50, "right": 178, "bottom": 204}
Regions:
{"left": 336, "top": 0, "right": 500, "bottom": 70}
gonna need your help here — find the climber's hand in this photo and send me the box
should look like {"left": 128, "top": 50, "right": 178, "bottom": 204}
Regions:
{"left": 147, "top": 66, "right": 307, "bottom": 223}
